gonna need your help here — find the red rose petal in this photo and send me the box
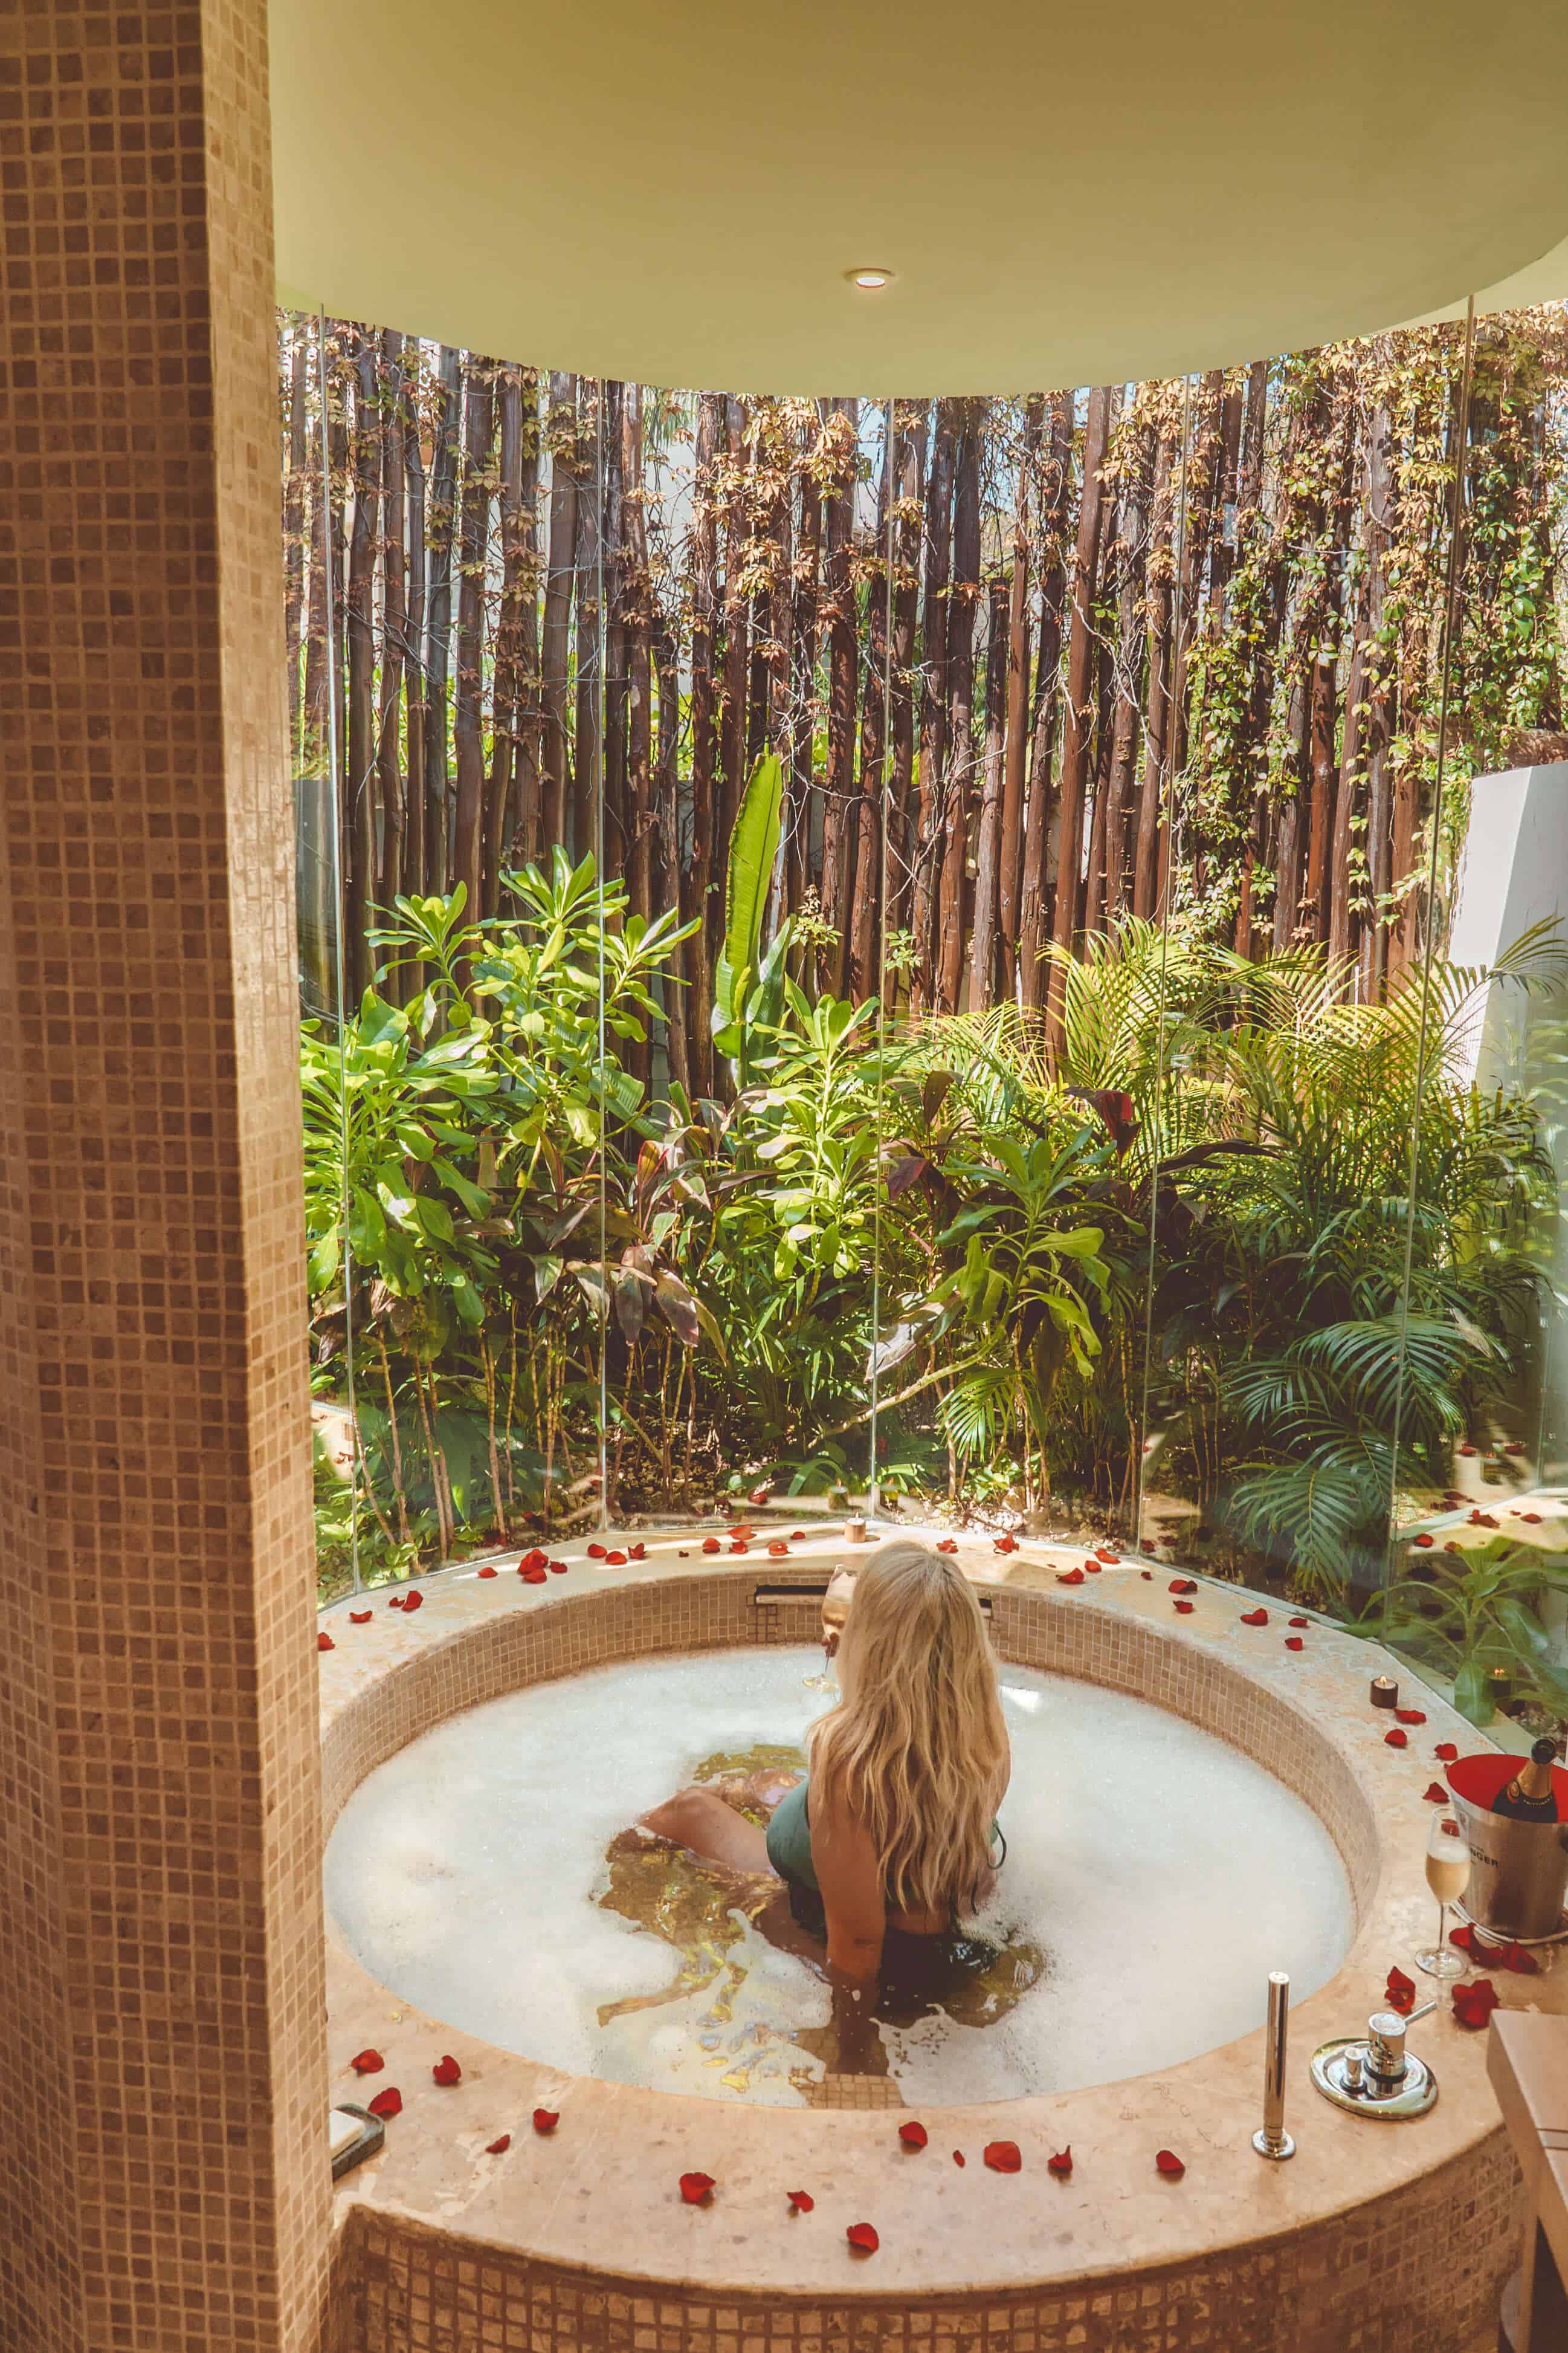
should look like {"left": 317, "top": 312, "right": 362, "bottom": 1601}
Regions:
{"left": 477, "top": 1565, "right": 498, "bottom": 1579}
{"left": 1057, "top": 1567, "right": 1085, "bottom": 1586}
{"left": 750, "top": 1484, "right": 773, "bottom": 1505}
{"left": 993, "top": 1535, "right": 1019, "bottom": 1555}
{"left": 767, "top": 1541, "right": 789, "bottom": 1556}
{"left": 846, "top": 2222, "right": 879, "bottom": 2253}
{"left": 1384, "top": 1729, "right": 1408, "bottom": 1748}
{"left": 1096, "top": 1548, "right": 1119, "bottom": 1564}
{"left": 937, "top": 1538, "right": 959, "bottom": 1553}
{"left": 787, "top": 2189, "right": 814, "bottom": 2212}
{"left": 367, "top": 2087, "right": 402, "bottom": 2119}
{"left": 1423, "top": 1782, "right": 1448, "bottom": 1801}
{"left": 679, "top": 1550, "right": 689, "bottom": 1558}
{"left": 1288, "top": 1616, "right": 1309, "bottom": 1628}
{"left": 587, "top": 1543, "right": 607, "bottom": 1559}
{"left": 983, "top": 2140, "right": 1022, "bottom": 2173}
{"left": 1084, "top": 1558, "right": 1102, "bottom": 1573}
{"left": 1174, "top": 1600, "right": 1195, "bottom": 1614}
{"left": 1504, "top": 1442, "right": 1526, "bottom": 1457}
{"left": 1241, "top": 1608, "right": 1268, "bottom": 1626}
{"left": 729, "top": 1540, "right": 749, "bottom": 1555}
{"left": 702, "top": 1537, "right": 721, "bottom": 1555}
{"left": 521, "top": 1564, "right": 547, "bottom": 1583}
{"left": 350, "top": 1610, "right": 372, "bottom": 1623}
{"left": 1285, "top": 1637, "right": 1304, "bottom": 1651}
{"left": 1523, "top": 1512, "right": 1543, "bottom": 1524}
{"left": 1155, "top": 2149, "right": 1185, "bottom": 2178}
{"left": 1385, "top": 1966, "right": 1416, "bottom": 2015}
{"left": 522, "top": 1549, "right": 547, "bottom": 1571}
{"left": 387, "top": 1595, "right": 404, "bottom": 1609}
{"left": 402, "top": 1590, "right": 423, "bottom": 1613}
{"left": 1453, "top": 1977, "right": 1500, "bottom": 2030}
{"left": 727, "top": 1525, "right": 755, "bottom": 1540}
{"left": 1047, "top": 2146, "right": 1073, "bottom": 2177}
{"left": 486, "top": 2133, "right": 511, "bottom": 2154}
{"left": 628, "top": 1542, "right": 647, "bottom": 1561}
{"left": 349, "top": 2049, "right": 383, "bottom": 2075}
{"left": 431, "top": 2054, "right": 461, "bottom": 2086}
{"left": 1458, "top": 1444, "right": 1477, "bottom": 1456}
{"left": 1396, "top": 1708, "right": 1427, "bottom": 1725}
{"left": 1170, "top": 1578, "right": 1197, "bottom": 1594}
{"left": 532, "top": 2108, "right": 559, "bottom": 2132}
{"left": 1141, "top": 1570, "right": 1153, "bottom": 1580}
{"left": 790, "top": 1530, "right": 807, "bottom": 1542}
{"left": 952, "top": 2149, "right": 966, "bottom": 2166}
{"left": 1413, "top": 1534, "right": 1434, "bottom": 1549}
{"left": 1434, "top": 1743, "right": 1459, "bottom": 1762}
{"left": 550, "top": 1559, "right": 569, "bottom": 1573}
{"left": 318, "top": 1632, "right": 335, "bottom": 1651}
{"left": 604, "top": 1551, "right": 627, "bottom": 1566}
{"left": 679, "top": 2171, "right": 715, "bottom": 2205}
{"left": 899, "top": 2121, "right": 928, "bottom": 2150}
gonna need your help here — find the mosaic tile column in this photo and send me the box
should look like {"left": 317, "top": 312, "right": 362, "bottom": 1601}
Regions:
{"left": 0, "top": 4, "right": 329, "bottom": 2349}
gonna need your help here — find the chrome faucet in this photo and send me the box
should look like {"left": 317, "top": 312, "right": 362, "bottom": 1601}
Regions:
{"left": 1311, "top": 1999, "right": 1439, "bottom": 2118}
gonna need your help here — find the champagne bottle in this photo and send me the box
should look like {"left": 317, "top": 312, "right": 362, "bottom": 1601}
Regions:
{"left": 1491, "top": 1738, "right": 1561, "bottom": 1824}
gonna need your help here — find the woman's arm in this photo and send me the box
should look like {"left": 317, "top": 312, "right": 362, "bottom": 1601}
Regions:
{"left": 811, "top": 1784, "right": 885, "bottom": 2072}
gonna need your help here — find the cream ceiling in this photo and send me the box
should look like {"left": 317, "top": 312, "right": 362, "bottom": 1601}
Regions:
{"left": 270, "top": 0, "right": 1568, "bottom": 392}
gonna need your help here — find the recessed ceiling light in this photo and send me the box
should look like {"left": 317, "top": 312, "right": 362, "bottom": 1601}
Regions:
{"left": 847, "top": 267, "right": 893, "bottom": 291}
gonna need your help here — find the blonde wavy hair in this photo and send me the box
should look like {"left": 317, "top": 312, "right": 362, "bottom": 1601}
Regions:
{"left": 808, "top": 1539, "right": 1010, "bottom": 1918}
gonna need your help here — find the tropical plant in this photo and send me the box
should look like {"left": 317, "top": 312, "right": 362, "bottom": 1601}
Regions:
{"left": 1353, "top": 1536, "right": 1568, "bottom": 1726}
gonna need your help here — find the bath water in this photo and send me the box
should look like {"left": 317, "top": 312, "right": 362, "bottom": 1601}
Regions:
{"left": 325, "top": 1645, "right": 1352, "bottom": 2105}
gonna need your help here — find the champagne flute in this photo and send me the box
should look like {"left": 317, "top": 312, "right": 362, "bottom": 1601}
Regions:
{"left": 1416, "top": 1813, "right": 1470, "bottom": 1978}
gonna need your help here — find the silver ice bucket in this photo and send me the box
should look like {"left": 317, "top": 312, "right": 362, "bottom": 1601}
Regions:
{"left": 1447, "top": 1753, "right": 1568, "bottom": 1940}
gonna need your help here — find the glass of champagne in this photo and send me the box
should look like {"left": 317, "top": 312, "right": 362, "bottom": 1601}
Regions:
{"left": 1416, "top": 1813, "right": 1470, "bottom": 1978}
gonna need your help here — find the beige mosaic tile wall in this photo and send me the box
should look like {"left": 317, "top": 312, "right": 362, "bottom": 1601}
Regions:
{"left": 0, "top": 2, "right": 328, "bottom": 2346}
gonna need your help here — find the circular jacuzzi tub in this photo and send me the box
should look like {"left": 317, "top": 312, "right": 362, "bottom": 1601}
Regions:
{"left": 318, "top": 1527, "right": 1547, "bottom": 2353}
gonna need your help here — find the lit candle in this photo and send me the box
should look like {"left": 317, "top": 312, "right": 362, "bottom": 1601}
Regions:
{"left": 844, "top": 1516, "right": 869, "bottom": 1545}
{"left": 1370, "top": 1674, "right": 1399, "bottom": 1710}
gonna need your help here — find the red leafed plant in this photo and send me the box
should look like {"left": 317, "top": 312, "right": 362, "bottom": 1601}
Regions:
{"left": 1453, "top": 1977, "right": 1500, "bottom": 2030}
{"left": 1047, "top": 2147, "right": 1073, "bottom": 2177}
{"left": 1240, "top": 1608, "right": 1268, "bottom": 1627}
{"left": 432, "top": 2054, "right": 462, "bottom": 2086}
{"left": 899, "top": 2120, "right": 928, "bottom": 2149}
{"left": 349, "top": 2050, "right": 383, "bottom": 2075}
{"left": 1155, "top": 2149, "right": 1185, "bottom": 2178}
{"left": 485, "top": 2134, "right": 511, "bottom": 2155}
{"left": 350, "top": 1610, "right": 372, "bottom": 1623}
{"left": 846, "top": 2222, "right": 879, "bottom": 2253}
{"left": 1385, "top": 1965, "right": 1416, "bottom": 2016}
{"left": 367, "top": 2087, "right": 402, "bottom": 2119}
{"left": 982, "top": 2140, "right": 1022, "bottom": 2172}
{"left": 318, "top": 1632, "right": 335, "bottom": 1651}
{"left": 787, "top": 2189, "right": 814, "bottom": 2212}
{"left": 532, "top": 2108, "right": 559, "bottom": 2132}
{"left": 1395, "top": 1708, "right": 1427, "bottom": 1726}
{"left": 679, "top": 2171, "right": 715, "bottom": 2204}
{"left": 1384, "top": 1729, "right": 1408, "bottom": 1749}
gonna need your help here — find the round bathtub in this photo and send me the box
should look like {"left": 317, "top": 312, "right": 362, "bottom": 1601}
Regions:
{"left": 317, "top": 1525, "right": 1544, "bottom": 2353}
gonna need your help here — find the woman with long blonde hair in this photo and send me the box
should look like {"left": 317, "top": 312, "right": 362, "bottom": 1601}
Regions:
{"left": 640, "top": 1540, "right": 1012, "bottom": 2057}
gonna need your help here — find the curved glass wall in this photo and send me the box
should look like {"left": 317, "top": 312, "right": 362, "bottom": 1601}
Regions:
{"left": 289, "top": 299, "right": 1568, "bottom": 1767}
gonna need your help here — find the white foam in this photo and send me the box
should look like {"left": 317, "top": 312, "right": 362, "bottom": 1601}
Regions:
{"left": 325, "top": 1645, "right": 1352, "bottom": 2104}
